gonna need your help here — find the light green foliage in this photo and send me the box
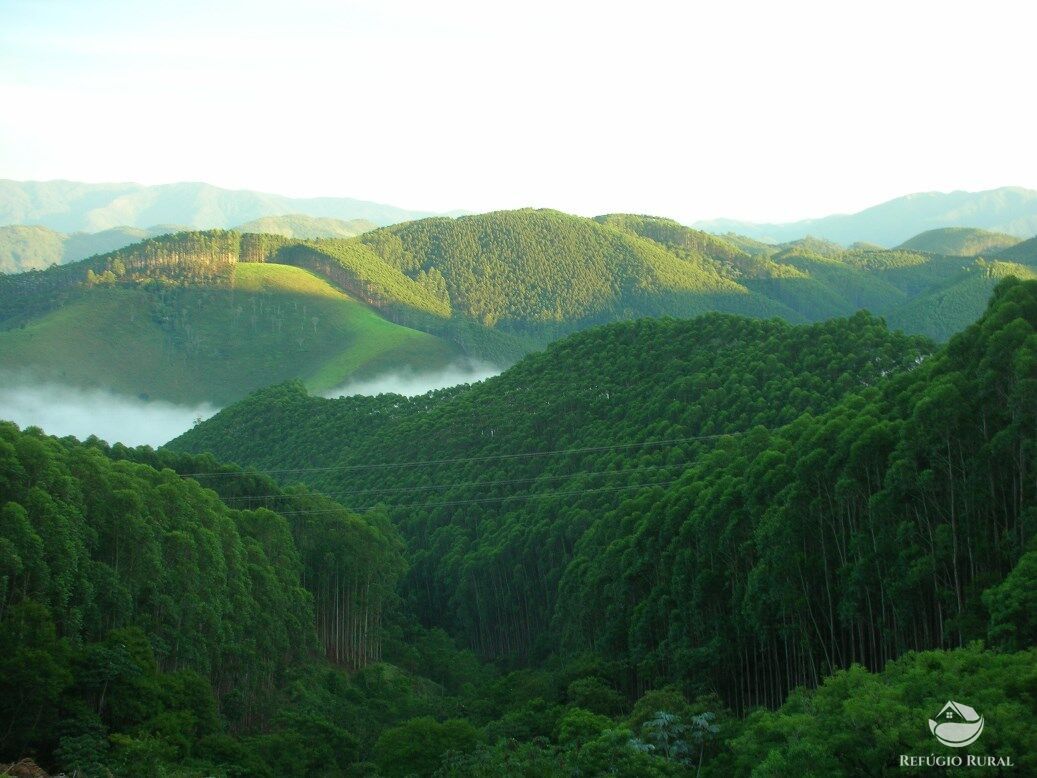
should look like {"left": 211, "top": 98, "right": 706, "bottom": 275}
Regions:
{"left": 896, "top": 227, "right": 1022, "bottom": 256}
{"left": 717, "top": 646, "right": 1037, "bottom": 776}
{"left": 234, "top": 213, "right": 376, "bottom": 239}
{"left": 997, "top": 235, "right": 1037, "bottom": 263}
{"left": 0, "top": 262, "right": 461, "bottom": 404}
{"left": 3, "top": 212, "right": 1036, "bottom": 410}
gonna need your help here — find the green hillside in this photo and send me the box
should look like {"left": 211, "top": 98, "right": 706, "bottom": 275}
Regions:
{"left": 234, "top": 213, "right": 377, "bottom": 238}
{"left": 0, "top": 262, "right": 461, "bottom": 404}
{"left": 886, "top": 258, "right": 1037, "bottom": 340}
{"left": 161, "top": 279, "right": 1035, "bottom": 773}
{"left": 997, "top": 234, "right": 1037, "bottom": 262}
{"left": 5, "top": 280, "right": 1035, "bottom": 776}
{"left": 895, "top": 226, "right": 1021, "bottom": 256}
{"left": 4, "top": 210, "right": 1037, "bottom": 411}
{"left": 355, "top": 209, "right": 807, "bottom": 339}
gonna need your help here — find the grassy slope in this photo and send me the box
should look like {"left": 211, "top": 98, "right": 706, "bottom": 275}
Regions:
{"left": 896, "top": 226, "right": 1022, "bottom": 256}
{"left": 0, "top": 263, "right": 460, "bottom": 404}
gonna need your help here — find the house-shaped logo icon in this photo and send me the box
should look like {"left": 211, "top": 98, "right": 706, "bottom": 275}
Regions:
{"left": 928, "top": 701, "right": 984, "bottom": 748}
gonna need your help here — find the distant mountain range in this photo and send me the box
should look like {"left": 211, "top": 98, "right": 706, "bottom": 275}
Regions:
{"left": 0, "top": 179, "right": 456, "bottom": 233}
{"left": 696, "top": 186, "right": 1037, "bottom": 246}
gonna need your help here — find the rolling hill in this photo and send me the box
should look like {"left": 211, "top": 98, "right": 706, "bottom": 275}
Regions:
{"left": 0, "top": 260, "right": 461, "bottom": 405}
{"left": 167, "top": 278, "right": 1035, "bottom": 723}
{"left": 6, "top": 271, "right": 1036, "bottom": 776}
{"left": 0, "top": 179, "right": 454, "bottom": 232}
{"left": 234, "top": 213, "right": 377, "bottom": 238}
{"left": 997, "top": 234, "right": 1037, "bottom": 263}
{"left": 3, "top": 208, "right": 1036, "bottom": 407}
{"left": 895, "top": 226, "right": 1021, "bottom": 256}
{"left": 696, "top": 186, "right": 1037, "bottom": 245}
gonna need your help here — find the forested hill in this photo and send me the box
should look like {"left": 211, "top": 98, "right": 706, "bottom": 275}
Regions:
{"left": 4, "top": 280, "right": 1036, "bottom": 775}
{"left": 0, "top": 231, "right": 466, "bottom": 405}
{"left": 170, "top": 308, "right": 937, "bottom": 666}
{"left": 172, "top": 279, "right": 1035, "bottom": 696}
{"left": 2, "top": 211, "right": 1036, "bottom": 405}
{"left": 352, "top": 209, "right": 799, "bottom": 338}
{"left": 998, "top": 234, "right": 1037, "bottom": 262}
{"left": 170, "top": 310, "right": 933, "bottom": 482}
{"left": 895, "top": 226, "right": 1021, "bottom": 256}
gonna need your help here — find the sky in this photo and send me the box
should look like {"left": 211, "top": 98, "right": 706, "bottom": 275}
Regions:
{"left": 1, "top": 0, "right": 1036, "bottom": 224}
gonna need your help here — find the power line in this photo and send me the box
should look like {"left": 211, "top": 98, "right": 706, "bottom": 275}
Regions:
{"left": 212, "top": 460, "right": 702, "bottom": 504}
{"left": 255, "top": 477, "right": 685, "bottom": 516}
{"left": 179, "top": 431, "right": 743, "bottom": 479}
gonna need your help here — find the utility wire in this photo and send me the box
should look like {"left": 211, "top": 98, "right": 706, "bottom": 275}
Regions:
{"left": 252, "top": 477, "right": 684, "bottom": 516}
{"left": 179, "top": 431, "right": 743, "bottom": 479}
{"left": 212, "top": 460, "right": 701, "bottom": 504}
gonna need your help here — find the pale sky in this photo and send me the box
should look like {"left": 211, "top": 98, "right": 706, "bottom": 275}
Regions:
{"left": 2, "top": 0, "right": 1035, "bottom": 223}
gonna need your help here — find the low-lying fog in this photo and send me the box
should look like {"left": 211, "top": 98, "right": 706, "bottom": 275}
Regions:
{"left": 1, "top": 363, "right": 501, "bottom": 447}
{"left": 323, "top": 361, "right": 500, "bottom": 398}
{"left": 0, "top": 381, "right": 217, "bottom": 447}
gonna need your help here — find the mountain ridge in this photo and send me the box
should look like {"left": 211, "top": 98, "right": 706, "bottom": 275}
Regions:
{"left": 0, "top": 179, "right": 459, "bottom": 232}
{"left": 696, "top": 186, "right": 1037, "bottom": 245}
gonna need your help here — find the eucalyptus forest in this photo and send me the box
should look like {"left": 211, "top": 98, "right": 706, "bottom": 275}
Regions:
{"left": 2, "top": 269, "right": 1034, "bottom": 775}
{"left": 4, "top": 1, "right": 1037, "bottom": 773}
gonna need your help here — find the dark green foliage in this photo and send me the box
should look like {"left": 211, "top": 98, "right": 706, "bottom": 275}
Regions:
{"left": 374, "top": 716, "right": 480, "bottom": 777}
{"left": 559, "top": 279, "right": 1035, "bottom": 708}
{"left": 715, "top": 645, "right": 1037, "bottom": 776}
{"left": 172, "top": 310, "right": 933, "bottom": 663}
{"left": 0, "top": 423, "right": 413, "bottom": 774}
{"left": 984, "top": 543, "right": 1037, "bottom": 650}
{"left": 161, "top": 280, "right": 1037, "bottom": 774}
{"left": 4, "top": 275, "right": 1036, "bottom": 774}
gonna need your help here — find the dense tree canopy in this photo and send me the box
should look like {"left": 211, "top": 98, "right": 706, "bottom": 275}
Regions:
{"left": 3, "top": 275, "right": 1035, "bottom": 775}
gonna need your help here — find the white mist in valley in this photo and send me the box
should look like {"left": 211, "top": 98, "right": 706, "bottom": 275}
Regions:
{"left": 324, "top": 361, "right": 501, "bottom": 398}
{"left": 0, "top": 380, "right": 217, "bottom": 447}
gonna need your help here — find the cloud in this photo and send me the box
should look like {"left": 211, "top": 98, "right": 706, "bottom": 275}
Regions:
{"left": 0, "top": 380, "right": 217, "bottom": 447}
{"left": 323, "top": 361, "right": 500, "bottom": 398}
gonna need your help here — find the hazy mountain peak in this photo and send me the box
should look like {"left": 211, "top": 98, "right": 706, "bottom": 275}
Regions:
{"left": 0, "top": 179, "right": 454, "bottom": 233}
{"left": 695, "top": 186, "right": 1037, "bottom": 246}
